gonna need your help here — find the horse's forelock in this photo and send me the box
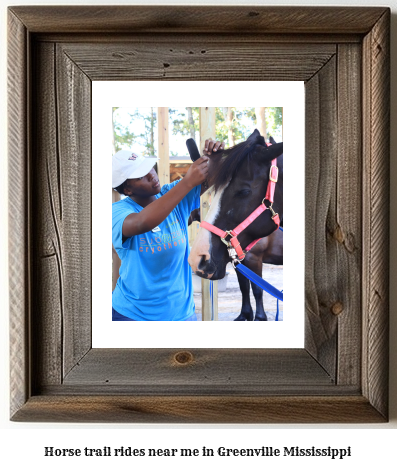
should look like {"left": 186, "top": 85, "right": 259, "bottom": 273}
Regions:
{"left": 210, "top": 137, "right": 265, "bottom": 192}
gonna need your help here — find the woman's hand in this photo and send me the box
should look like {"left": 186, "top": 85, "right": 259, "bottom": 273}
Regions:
{"left": 183, "top": 155, "right": 209, "bottom": 189}
{"left": 203, "top": 140, "right": 225, "bottom": 155}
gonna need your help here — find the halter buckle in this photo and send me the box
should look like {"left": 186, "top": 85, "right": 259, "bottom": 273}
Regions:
{"left": 220, "top": 230, "right": 233, "bottom": 247}
{"left": 269, "top": 165, "right": 278, "bottom": 183}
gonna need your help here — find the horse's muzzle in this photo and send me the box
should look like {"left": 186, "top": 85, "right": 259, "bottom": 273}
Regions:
{"left": 193, "top": 256, "right": 227, "bottom": 280}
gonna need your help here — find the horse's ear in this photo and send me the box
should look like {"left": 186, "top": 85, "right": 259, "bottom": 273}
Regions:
{"left": 254, "top": 141, "right": 283, "bottom": 163}
{"left": 268, "top": 136, "right": 277, "bottom": 145}
{"left": 246, "top": 129, "right": 266, "bottom": 147}
{"left": 266, "top": 142, "right": 283, "bottom": 159}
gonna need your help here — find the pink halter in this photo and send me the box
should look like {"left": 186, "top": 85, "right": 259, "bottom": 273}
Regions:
{"left": 200, "top": 158, "right": 280, "bottom": 262}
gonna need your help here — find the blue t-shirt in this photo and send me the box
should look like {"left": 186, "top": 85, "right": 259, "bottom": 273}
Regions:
{"left": 112, "top": 180, "right": 200, "bottom": 321}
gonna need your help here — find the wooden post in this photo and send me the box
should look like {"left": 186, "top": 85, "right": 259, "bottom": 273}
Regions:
{"left": 157, "top": 107, "right": 170, "bottom": 185}
{"left": 199, "top": 107, "right": 218, "bottom": 321}
{"left": 255, "top": 107, "right": 267, "bottom": 138}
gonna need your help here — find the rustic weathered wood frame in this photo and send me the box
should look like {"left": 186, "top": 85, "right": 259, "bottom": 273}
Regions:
{"left": 8, "top": 6, "right": 390, "bottom": 423}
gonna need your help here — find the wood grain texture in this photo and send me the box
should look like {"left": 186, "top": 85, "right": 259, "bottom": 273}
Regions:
{"left": 304, "top": 56, "right": 338, "bottom": 377}
{"left": 31, "top": 42, "right": 63, "bottom": 388}
{"left": 8, "top": 6, "right": 390, "bottom": 423}
{"left": 304, "top": 44, "right": 366, "bottom": 388}
{"left": 62, "top": 349, "right": 332, "bottom": 390}
{"left": 8, "top": 9, "right": 30, "bottom": 419}
{"left": 55, "top": 44, "right": 92, "bottom": 378}
{"left": 362, "top": 10, "right": 390, "bottom": 419}
{"left": 33, "top": 33, "right": 363, "bottom": 45}
{"left": 9, "top": 6, "right": 387, "bottom": 34}
{"left": 11, "top": 396, "right": 385, "bottom": 424}
{"left": 31, "top": 41, "right": 92, "bottom": 387}
{"left": 336, "top": 44, "right": 362, "bottom": 386}
{"left": 55, "top": 42, "right": 335, "bottom": 82}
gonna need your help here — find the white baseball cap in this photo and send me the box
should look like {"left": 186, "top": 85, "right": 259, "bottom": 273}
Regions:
{"left": 112, "top": 150, "right": 159, "bottom": 188}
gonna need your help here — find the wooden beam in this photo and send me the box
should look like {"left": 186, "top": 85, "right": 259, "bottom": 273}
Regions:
{"left": 170, "top": 159, "right": 191, "bottom": 164}
{"left": 199, "top": 107, "right": 218, "bottom": 321}
{"left": 157, "top": 107, "right": 169, "bottom": 185}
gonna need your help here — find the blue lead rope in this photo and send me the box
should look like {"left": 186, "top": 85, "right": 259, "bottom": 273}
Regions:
{"left": 275, "top": 291, "right": 283, "bottom": 321}
{"left": 234, "top": 263, "right": 283, "bottom": 302}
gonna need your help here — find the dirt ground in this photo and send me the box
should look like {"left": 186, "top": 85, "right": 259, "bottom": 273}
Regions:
{"left": 194, "top": 263, "right": 283, "bottom": 321}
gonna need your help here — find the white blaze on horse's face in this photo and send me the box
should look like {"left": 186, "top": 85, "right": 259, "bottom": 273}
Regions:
{"left": 188, "top": 184, "right": 228, "bottom": 277}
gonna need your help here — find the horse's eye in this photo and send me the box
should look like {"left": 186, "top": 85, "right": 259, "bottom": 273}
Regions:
{"left": 235, "top": 189, "right": 251, "bottom": 197}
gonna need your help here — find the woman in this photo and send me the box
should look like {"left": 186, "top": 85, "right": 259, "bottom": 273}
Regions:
{"left": 112, "top": 140, "right": 224, "bottom": 321}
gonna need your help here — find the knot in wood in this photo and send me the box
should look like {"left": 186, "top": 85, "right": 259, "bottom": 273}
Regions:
{"left": 331, "top": 302, "right": 344, "bottom": 316}
{"left": 174, "top": 351, "right": 194, "bottom": 365}
{"left": 333, "top": 225, "right": 344, "bottom": 244}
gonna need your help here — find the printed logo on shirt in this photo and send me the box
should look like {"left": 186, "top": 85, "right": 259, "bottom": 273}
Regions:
{"left": 128, "top": 153, "right": 138, "bottom": 160}
{"left": 166, "top": 219, "right": 180, "bottom": 229}
{"left": 138, "top": 227, "right": 185, "bottom": 254}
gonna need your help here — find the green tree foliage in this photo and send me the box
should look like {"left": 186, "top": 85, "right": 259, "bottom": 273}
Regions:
{"left": 142, "top": 108, "right": 156, "bottom": 156}
{"left": 112, "top": 107, "right": 157, "bottom": 156}
{"left": 112, "top": 106, "right": 282, "bottom": 156}
{"left": 266, "top": 107, "right": 283, "bottom": 138}
{"left": 168, "top": 107, "right": 283, "bottom": 148}
{"left": 112, "top": 107, "right": 138, "bottom": 153}
{"left": 216, "top": 108, "right": 249, "bottom": 145}
{"left": 214, "top": 107, "right": 283, "bottom": 146}
{"left": 170, "top": 107, "right": 200, "bottom": 139}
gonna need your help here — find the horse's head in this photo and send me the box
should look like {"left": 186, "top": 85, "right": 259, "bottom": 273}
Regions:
{"left": 188, "top": 129, "right": 283, "bottom": 280}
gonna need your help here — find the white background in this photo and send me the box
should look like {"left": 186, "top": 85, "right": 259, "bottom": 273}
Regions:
{"left": 92, "top": 81, "right": 304, "bottom": 348}
{"left": 1, "top": 0, "right": 396, "bottom": 469}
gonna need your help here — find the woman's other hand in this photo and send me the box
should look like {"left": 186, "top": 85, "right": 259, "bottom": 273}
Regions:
{"left": 203, "top": 140, "right": 225, "bottom": 156}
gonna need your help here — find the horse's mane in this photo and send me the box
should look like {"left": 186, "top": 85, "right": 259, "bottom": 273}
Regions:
{"left": 209, "top": 129, "right": 267, "bottom": 192}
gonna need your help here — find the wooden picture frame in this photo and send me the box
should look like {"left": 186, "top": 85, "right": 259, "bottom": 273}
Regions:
{"left": 8, "top": 6, "right": 390, "bottom": 423}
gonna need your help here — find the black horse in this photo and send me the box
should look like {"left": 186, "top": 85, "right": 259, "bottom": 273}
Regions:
{"left": 189, "top": 205, "right": 283, "bottom": 321}
{"left": 189, "top": 129, "right": 283, "bottom": 282}
{"left": 235, "top": 229, "right": 283, "bottom": 321}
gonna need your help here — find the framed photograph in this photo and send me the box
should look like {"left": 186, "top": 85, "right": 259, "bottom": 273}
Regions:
{"left": 8, "top": 6, "right": 390, "bottom": 423}
{"left": 93, "top": 82, "right": 304, "bottom": 346}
